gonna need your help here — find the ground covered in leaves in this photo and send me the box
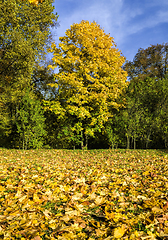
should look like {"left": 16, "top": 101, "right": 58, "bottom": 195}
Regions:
{"left": 0, "top": 149, "right": 168, "bottom": 240}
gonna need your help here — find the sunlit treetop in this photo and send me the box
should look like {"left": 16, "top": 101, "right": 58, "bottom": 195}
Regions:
{"left": 22, "top": 0, "right": 43, "bottom": 5}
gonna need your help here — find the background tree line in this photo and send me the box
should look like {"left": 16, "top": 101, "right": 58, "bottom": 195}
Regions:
{"left": 1, "top": 0, "right": 168, "bottom": 149}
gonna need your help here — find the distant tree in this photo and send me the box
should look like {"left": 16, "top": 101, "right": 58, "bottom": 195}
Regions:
{"left": 123, "top": 44, "right": 168, "bottom": 149}
{"left": 123, "top": 76, "right": 168, "bottom": 149}
{"left": 105, "top": 117, "right": 121, "bottom": 149}
{"left": 125, "top": 43, "right": 168, "bottom": 81}
{"left": 45, "top": 20, "right": 127, "bottom": 148}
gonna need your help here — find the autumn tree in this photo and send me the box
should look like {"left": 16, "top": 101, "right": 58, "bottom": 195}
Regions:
{"left": 0, "top": 0, "right": 58, "bottom": 147}
{"left": 46, "top": 20, "right": 127, "bottom": 148}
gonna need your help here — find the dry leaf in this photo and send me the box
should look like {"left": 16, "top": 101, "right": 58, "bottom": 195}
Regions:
{"left": 114, "top": 225, "right": 126, "bottom": 238}
{"left": 152, "top": 207, "right": 163, "bottom": 213}
{"left": 32, "top": 236, "right": 42, "bottom": 240}
{"left": 95, "top": 196, "right": 105, "bottom": 205}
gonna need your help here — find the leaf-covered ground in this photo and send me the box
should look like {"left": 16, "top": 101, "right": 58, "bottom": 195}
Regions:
{"left": 0, "top": 149, "right": 168, "bottom": 240}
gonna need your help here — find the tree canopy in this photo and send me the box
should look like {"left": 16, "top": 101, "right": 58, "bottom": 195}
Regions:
{"left": 122, "top": 44, "right": 168, "bottom": 149}
{"left": 0, "top": 0, "right": 58, "bottom": 148}
{"left": 45, "top": 20, "right": 127, "bottom": 147}
{"left": 125, "top": 43, "right": 168, "bottom": 80}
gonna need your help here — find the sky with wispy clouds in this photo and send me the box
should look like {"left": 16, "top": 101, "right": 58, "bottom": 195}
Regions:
{"left": 53, "top": 0, "right": 168, "bottom": 61}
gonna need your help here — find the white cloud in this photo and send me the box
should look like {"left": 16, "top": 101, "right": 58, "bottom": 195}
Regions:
{"left": 55, "top": 1, "right": 122, "bottom": 32}
{"left": 54, "top": 0, "right": 168, "bottom": 60}
{"left": 157, "top": 10, "right": 168, "bottom": 22}
{"left": 55, "top": 0, "right": 138, "bottom": 44}
{"left": 112, "top": 2, "right": 168, "bottom": 44}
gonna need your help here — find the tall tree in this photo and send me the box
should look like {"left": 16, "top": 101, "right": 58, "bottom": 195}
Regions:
{"left": 0, "top": 0, "right": 58, "bottom": 146}
{"left": 45, "top": 20, "right": 127, "bottom": 148}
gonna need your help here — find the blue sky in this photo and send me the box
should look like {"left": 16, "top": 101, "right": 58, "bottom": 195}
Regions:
{"left": 53, "top": 0, "right": 168, "bottom": 62}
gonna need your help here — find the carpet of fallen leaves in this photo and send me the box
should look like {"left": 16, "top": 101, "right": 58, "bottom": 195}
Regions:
{"left": 0, "top": 149, "right": 168, "bottom": 240}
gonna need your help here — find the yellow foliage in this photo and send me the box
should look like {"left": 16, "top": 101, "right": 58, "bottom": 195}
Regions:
{"left": 113, "top": 225, "right": 126, "bottom": 238}
{"left": 27, "top": 0, "right": 42, "bottom": 5}
{"left": 47, "top": 20, "right": 128, "bottom": 135}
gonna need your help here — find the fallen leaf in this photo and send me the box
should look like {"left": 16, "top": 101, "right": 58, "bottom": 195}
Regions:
{"left": 32, "top": 236, "right": 41, "bottom": 240}
{"left": 114, "top": 225, "right": 126, "bottom": 238}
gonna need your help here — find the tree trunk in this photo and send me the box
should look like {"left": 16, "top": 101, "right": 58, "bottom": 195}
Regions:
{"left": 25, "top": 133, "right": 29, "bottom": 150}
{"left": 134, "top": 137, "right": 136, "bottom": 149}
{"left": 23, "top": 135, "right": 25, "bottom": 150}
{"left": 81, "top": 130, "right": 84, "bottom": 150}
{"left": 85, "top": 134, "right": 88, "bottom": 150}
{"left": 126, "top": 135, "right": 130, "bottom": 149}
{"left": 164, "top": 137, "right": 167, "bottom": 149}
{"left": 146, "top": 129, "right": 152, "bottom": 149}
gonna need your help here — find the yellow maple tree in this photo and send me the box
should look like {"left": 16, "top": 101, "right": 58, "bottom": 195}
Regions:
{"left": 47, "top": 20, "right": 128, "bottom": 142}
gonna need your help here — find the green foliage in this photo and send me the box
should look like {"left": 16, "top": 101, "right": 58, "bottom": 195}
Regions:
{"left": 122, "top": 44, "right": 168, "bottom": 149}
{"left": 15, "top": 89, "right": 46, "bottom": 149}
{"left": 105, "top": 117, "right": 121, "bottom": 149}
{"left": 123, "top": 76, "right": 168, "bottom": 148}
{"left": 0, "top": 0, "right": 58, "bottom": 147}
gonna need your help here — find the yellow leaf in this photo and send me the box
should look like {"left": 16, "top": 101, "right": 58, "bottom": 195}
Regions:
{"left": 19, "top": 195, "right": 27, "bottom": 203}
{"left": 61, "top": 214, "right": 71, "bottom": 222}
{"left": 32, "top": 219, "right": 38, "bottom": 225}
{"left": 0, "top": 186, "right": 5, "bottom": 192}
{"left": 28, "top": 0, "right": 39, "bottom": 5}
{"left": 152, "top": 207, "right": 163, "bottom": 213}
{"left": 33, "top": 193, "right": 40, "bottom": 203}
{"left": 142, "top": 171, "right": 150, "bottom": 176}
{"left": 49, "top": 223, "right": 57, "bottom": 229}
{"left": 114, "top": 225, "right": 126, "bottom": 238}
{"left": 95, "top": 196, "right": 105, "bottom": 205}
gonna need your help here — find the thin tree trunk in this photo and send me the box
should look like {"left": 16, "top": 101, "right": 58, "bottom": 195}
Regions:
{"left": 146, "top": 129, "right": 151, "bottom": 149}
{"left": 127, "top": 135, "right": 130, "bottom": 149}
{"left": 81, "top": 131, "right": 83, "bottom": 150}
{"left": 25, "top": 133, "right": 29, "bottom": 150}
{"left": 134, "top": 137, "right": 136, "bottom": 149}
{"left": 23, "top": 136, "right": 25, "bottom": 150}
{"left": 85, "top": 134, "right": 88, "bottom": 150}
{"left": 165, "top": 137, "right": 167, "bottom": 149}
